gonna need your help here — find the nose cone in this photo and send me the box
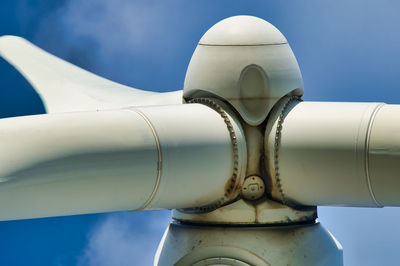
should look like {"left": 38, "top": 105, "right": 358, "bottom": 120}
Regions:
{"left": 184, "top": 16, "right": 303, "bottom": 126}
{"left": 199, "top": 16, "right": 287, "bottom": 46}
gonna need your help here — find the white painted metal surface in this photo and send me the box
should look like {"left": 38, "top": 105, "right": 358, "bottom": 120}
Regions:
{"left": 155, "top": 221, "right": 343, "bottom": 266}
{"left": 0, "top": 104, "right": 246, "bottom": 220}
{"left": 0, "top": 35, "right": 182, "bottom": 113}
{"left": 266, "top": 99, "right": 400, "bottom": 207}
{"left": 183, "top": 16, "right": 303, "bottom": 126}
{"left": 198, "top": 15, "right": 287, "bottom": 45}
{"left": 368, "top": 104, "right": 400, "bottom": 206}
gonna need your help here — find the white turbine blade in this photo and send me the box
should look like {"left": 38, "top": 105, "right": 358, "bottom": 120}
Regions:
{"left": 0, "top": 104, "right": 246, "bottom": 221}
{"left": 0, "top": 35, "right": 182, "bottom": 113}
{"left": 265, "top": 100, "right": 400, "bottom": 207}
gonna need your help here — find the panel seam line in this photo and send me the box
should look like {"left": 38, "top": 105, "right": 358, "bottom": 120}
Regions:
{"left": 365, "top": 103, "right": 385, "bottom": 207}
{"left": 129, "top": 108, "right": 162, "bottom": 211}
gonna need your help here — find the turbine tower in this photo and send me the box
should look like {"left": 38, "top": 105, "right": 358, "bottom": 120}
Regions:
{"left": 0, "top": 16, "right": 399, "bottom": 265}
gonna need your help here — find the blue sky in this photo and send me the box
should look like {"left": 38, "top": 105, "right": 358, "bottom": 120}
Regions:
{"left": 1, "top": 1, "right": 400, "bottom": 265}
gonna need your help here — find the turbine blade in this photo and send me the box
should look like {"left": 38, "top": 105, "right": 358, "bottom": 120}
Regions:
{"left": 0, "top": 36, "right": 182, "bottom": 113}
{"left": 265, "top": 100, "right": 400, "bottom": 207}
{"left": 0, "top": 104, "right": 246, "bottom": 220}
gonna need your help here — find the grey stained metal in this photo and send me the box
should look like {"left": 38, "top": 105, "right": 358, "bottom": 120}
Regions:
{"left": 172, "top": 198, "right": 316, "bottom": 225}
{"left": 241, "top": 175, "right": 265, "bottom": 200}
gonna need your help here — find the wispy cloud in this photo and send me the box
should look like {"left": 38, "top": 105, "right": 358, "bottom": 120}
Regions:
{"left": 19, "top": 0, "right": 200, "bottom": 91}
{"left": 62, "top": 0, "right": 176, "bottom": 53}
{"left": 78, "top": 211, "right": 171, "bottom": 266}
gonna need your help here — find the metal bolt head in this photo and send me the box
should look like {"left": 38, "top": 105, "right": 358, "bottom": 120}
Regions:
{"left": 241, "top": 175, "right": 265, "bottom": 200}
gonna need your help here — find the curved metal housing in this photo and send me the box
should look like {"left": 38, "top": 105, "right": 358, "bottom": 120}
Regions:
{"left": 155, "top": 221, "right": 342, "bottom": 265}
{"left": 183, "top": 16, "right": 303, "bottom": 126}
{"left": 265, "top": 99, "right": 400, "bottom": 207}
{"left": 0, "top": 104, "right": 246, "bottom": 220}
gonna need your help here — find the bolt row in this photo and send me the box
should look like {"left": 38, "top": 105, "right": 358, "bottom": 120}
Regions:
{"left": 274, "top": 96, "right": 301, "bottom": 205}
{"left": 181, "top": 98, "right": 241, "bottom": 213}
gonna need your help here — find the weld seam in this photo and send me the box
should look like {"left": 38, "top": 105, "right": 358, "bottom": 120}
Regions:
{"left": 129, "top": 108, "right": 162, "bottom": 211}
{"left": 365, "top": 103, "right": 385, "bottom": 207}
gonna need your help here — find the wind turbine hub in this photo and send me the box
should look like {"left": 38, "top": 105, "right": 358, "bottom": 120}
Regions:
{"left": 183, "top": 15, "right": 304, "bottom": 126}
{"left": 179, "top": 16, "right": 315, "bottom": 225}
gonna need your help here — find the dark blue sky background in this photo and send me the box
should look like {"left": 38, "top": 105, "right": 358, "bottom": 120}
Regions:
{"left": 1, "top": 1, "right": 400, "bottom": 265}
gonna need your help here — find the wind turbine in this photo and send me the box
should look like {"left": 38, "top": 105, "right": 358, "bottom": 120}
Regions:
{"left": 0, "top": 15, "right": 399, "bottom": 265}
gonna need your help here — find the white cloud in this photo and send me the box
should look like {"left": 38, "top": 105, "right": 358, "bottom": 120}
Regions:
{"left": 24, "top": 0, "right": 198, "bottom": 90}
{"left": 78, "top": 211, "right": 171, "bottom": 266}
{"left": 62, "top": 0, "right": 177, "bottom": 54}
